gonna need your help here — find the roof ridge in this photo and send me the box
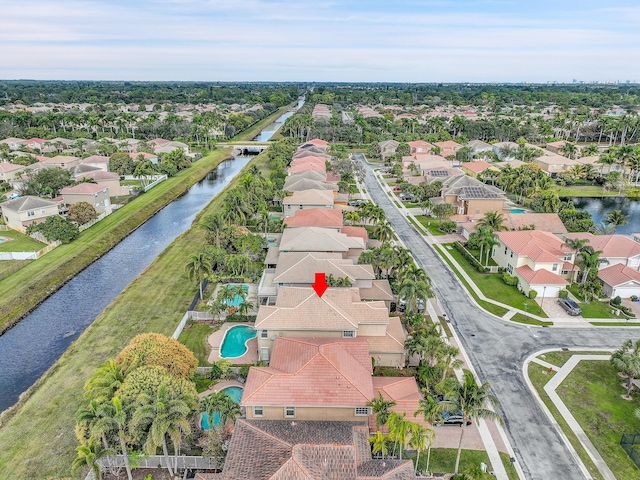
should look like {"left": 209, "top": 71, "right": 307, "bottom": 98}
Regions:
{"left": 242, "top": 420, "right": 294, "bottom": 449}
{"left": 319, "top": 345, "right": 372, "bottom": 400}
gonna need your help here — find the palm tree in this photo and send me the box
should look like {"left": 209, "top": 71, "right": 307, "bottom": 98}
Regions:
{"left": 83, "top": 359, "right": 126, "bottom": 403}
{"left": 199, "top": 392, "right": 227, "bottom": 430}
{"left": 93, "top": 397, "right": 134, "bottom": 480}
{"left": 369, "top": 430, "right": 389, "bottom": 459}
{"left": 476, "top": 211, "right": 507, "bottom": 233}
{"left": 481, "top": 233, "right": 500, "bottom": 266}
{"left": 414, "top": 394, "right": 443, "bottom": 475}
{"left": 445, "top": 371, "right": 503, "bottom": 474}
{"left": 367, "top": 392, "right": 397, "bottom": 432}
{"left": 130, "top": 385, "right": 194, "bottom": 477}
{"left": 71, "top": 440, "right": 109, "bottom": 480}
{"left": 373, "top": 220, "right": 393, "bottom": 243}
{"left": 398, "top": 278, "right": 432, "bottom": 315}
{"left": 185, "top": 253, "right": 212, "bottom": 299}
{"left": 606, "top": 210, "right": 629, "bottom": 228}
{"left": 562, "top": 238, "right": 590, "bottom": 284}
{"left": 560, "top": 142, "right": 578, "bottom": 159}
{"left": 576, "top": 247, "right": 608, "bottom": 283}
{"left": 386, "top": 412, "right": 414, "bottom": 460}
{"left": 219, "top": 396, "right": 241, "bottom": 427}
{"left": 408, "top": 423, "right": 435, "bottom": 475}
{"left": 611, "top": 340, "right": 640, "bottom": 398}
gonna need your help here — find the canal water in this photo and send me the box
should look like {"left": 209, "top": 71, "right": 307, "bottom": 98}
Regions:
{"left": 0, "top": 157, "right": 251, "bottom": 412}
{"left": 567, "top": 197, "right": 640, "bottom": 236}
{"left": 253, "top": 110, "right": 296, "bottom": 142}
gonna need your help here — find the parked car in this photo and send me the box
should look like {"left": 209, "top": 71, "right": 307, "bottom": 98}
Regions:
{"left": 393, "top": 186, "right": 402, "bottom": 191}
{"left": 558, "top": 298, "right": 582, "bottom": 316}
{"left": 399, "top": 193, "right": 415, "bottom": 201}
{"left": 436, "top": 411, "right": 472, "bottom": 427}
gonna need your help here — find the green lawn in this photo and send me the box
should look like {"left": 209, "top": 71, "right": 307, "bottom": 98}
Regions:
{"left": 0, "top": 230, "right": 45, "bottom": 252}
{"left": 177, "top": 323, "right": 219, "bottom": 366}
{"left": 414, "top": 215, "right": 447, "bottom": 236}
{"left": 0, "top": 149, "right": 255, "bottom": 479}
{"left": 553, "top": 185, "right": 619, "bottom": 197}
{"left": 537, "top": 350, "right": 610, "bottom": 368}
{"left": 591, "top": 321, "right": 640, "bottom": 326}
{"left": 0, "top": 260, "right": 30, "bottom": 280}
{"left": 527, "top": 363, "right": 605, "bottom": 480}
{"left": 0, "top": 149, "right": 232, "bottom": 335}
{"left": 119, "top": 179, "right": 142, "bottom": 187}
{"left": 230, "top": 104, "right": 294, "bottom": 142}
{"left": 510, "top": 312, "right": 553, "bottom": 326}
{"left": 556, "top": 360, "right": 640, "bottom": 479}
{"left": 437, "top": 245, "right": 510, "bottom": 317}
{"left": 443, "top": 244, "right": 549, "bottom": 318}
{"left": 409, "top": 448, "right": 518, "bottom": 480}
{"left": 567, "top": 285, "right": 620, "bottom": 319}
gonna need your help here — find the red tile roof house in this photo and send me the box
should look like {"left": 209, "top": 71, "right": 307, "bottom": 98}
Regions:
{"left": 81, "top": 155, "right": 110, "bottom": 172}
{"left": 60, "top": 183, "right": 111, "bottom": 214}
{"left": 434, "top": 140, "right": 462, "bottom": 152}
{"left": 40, "top": 155, "right": 81, "bottom": 170}
{"left": 282, "top": 189, "right": 335, "bottom": 217}
{"left": 128, "top": 152, "right": 159, "bottom": 164}
{"left": 243, "top": 337, "right": 418, "bottom": 424}
{"left": 293, "top": 146, "right": 331, "bottom": 159}
{"left": 283, "top": 175, "right": 338, "bottom": 193}
{"left": 287, "top": 162, "right": 327, "bottom": 174}
{"left": 460, "top": 213, "right": 567, "bottom": 240}
{"left": 491, "top": 230, "right": 571, "bottom": 297}
{"left": 461, "top": 160, "right": 496, "bottom": 177}
{"left": 290, "top": 156, "right": 327, "bottom": 169}
{"left": 196, "top": 418, "right": 417, "bottom": 479}
{"left": 598, "top": 264, "right": 640, "bottom": 299}
{"left": 562, "top": 232, "right": 640, "bottom": 271}
{"left": 284, "top": 208, "right": 343, "bottom": 230}
{"left": 74, "top": 170, "right": 129, "bottom": 196}
{"left": 22, "top": 137, "right": 47, "bottom": 151}
{"left": 407, "top": 140, "right": 434, "bottom": 154}
{"left": 253, "top": 287, "right": 406, "bottom": 366}
{"left": 299, "top": 138, "right": 330, "bottom": 151}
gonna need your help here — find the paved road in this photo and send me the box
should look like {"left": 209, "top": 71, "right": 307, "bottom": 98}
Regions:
{"left": 360, "top": 162, "right": 637, "bottom": 480}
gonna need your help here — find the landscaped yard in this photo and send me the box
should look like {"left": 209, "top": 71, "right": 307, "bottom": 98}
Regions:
{"left": 414, "top": 215, "right": 447, "bottom": 236}
{"left": 567, "top": 285, "right": 620, "bottom": 319}
{"left": 554, "top": 185, "right": 620, "bottom": 197}
{"left": 0, "top": 230, "right": 46, "bottom": 252}
{"left": 442, "top": 243, "right": 550, "bottom": 320}
{"left": 537, "top": 350, "right": 609, "bottom": 368}
{"left": 409, "top": 448, "right": 518, "bottom": 480}
{"left": 177, "top": 323, "right": 219, "bottom": 365}
{"left": 556, "top": 359, "right": 640, "bottom": 479}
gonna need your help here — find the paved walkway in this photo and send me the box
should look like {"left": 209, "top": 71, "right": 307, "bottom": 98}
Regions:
{"left": 527, "top": 354, "right": 616, "bottom": 480}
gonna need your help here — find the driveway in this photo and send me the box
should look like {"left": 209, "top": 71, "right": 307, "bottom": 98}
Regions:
{"left": 360, "top": 161, "right": 638, "bottom": 480}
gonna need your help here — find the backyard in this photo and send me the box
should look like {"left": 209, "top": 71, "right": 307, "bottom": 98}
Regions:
{"left": 0, "top": 230, "right": 46, "bottom": 252}
{"left": 178, "top": 323, "right": 218, "bottom": 366}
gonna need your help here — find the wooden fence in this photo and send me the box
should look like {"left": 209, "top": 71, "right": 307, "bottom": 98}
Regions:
{"left": 86, "top": 455, "right": 224, "bottom": 480}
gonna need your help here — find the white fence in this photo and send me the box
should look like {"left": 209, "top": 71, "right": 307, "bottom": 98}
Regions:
{"left": 0, "top": 239, "right": 61, "bottom": 261}
{"left": 122, "top": 174, "right": 168, "bottom": 192}
{"left": 172, "top": 311, "right": 216, "bottom": 339}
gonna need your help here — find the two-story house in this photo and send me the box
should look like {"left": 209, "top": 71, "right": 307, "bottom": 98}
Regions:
{"left": 378, "top": 139, "right": 400, "bottom": 160}
{"left": 283, "top": 189, "right": 335, "bottom": 217}
{"left": 430, "top": 175, "right": 507, "bottom": 217}
{"left": 60, "top": 183, "right": 111, "bottom": 214}
{"left": 0, "top": 196, "right": 60, "bottom": 231}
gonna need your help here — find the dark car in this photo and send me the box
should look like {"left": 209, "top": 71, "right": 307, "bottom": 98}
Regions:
{"left": 558, "top": 298, "right": 582, "bottom": 316}
{"left": 437, "top": 411, "right": 472, "bottom": 427}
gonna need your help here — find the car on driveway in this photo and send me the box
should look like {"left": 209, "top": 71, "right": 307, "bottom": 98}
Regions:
{"left": 558, "top": 298, "right": 582, "bottom": 316}
{"left": 436, "top": 411, "right": 472, "bottom": 427}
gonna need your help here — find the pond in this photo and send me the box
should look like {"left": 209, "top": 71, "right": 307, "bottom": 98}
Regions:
{"left": 566, "top": 197, "right": 640, "bottom": 236}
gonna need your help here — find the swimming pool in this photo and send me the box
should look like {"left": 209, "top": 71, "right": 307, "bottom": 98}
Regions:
{"left": 225, "top": 285, "right": 249, "bottom": 308}
{"left": 201, "top": 386, "right": 244, "bottom": 430}
{"left": 220, "top": 325, "right": 256, "bottom": 358}
{"left": 510, "top": 209, "right": 526, "bottom": 214}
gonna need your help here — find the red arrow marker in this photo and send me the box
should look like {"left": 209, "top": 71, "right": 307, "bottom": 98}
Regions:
{"left": 312, "top": 272, "right": 329, "bottom": 298}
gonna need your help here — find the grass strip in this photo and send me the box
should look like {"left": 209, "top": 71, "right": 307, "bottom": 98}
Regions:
{"left": 0, "top": 151, "right": 256, "bottom": 479}
{"left": 510, "top": 313, "right": 553, "bottom": 327}
{"left": 230, "top": 104, "right": 293, "bottom": 142}
{"left": 590, "top": 322, "right": 640, "bottom": 326}
{"left": 556, "top": 360, "right": 640, "bottom": 479}
{"left": 537, "top": 350, "right": 609, "bottom": 368}
{"left": 527, "top": 363, "right": 604, "bottom": 480}
{"left": 409, "top": 448, "right": 517, "bottom": 479}
{"left": 0, "top": 149, "right": 232, "bottom": 335}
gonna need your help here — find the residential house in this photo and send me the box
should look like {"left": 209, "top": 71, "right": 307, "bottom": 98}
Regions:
{"left": 287, "top": 162, "right": 326, "bottom": 174}
{"left": 283, "top": 175, "right": 337, "bottom": 193}
{"left": 293, "top": 146, "right": 330, "bottom": 160}
{"left": 299, "top": 138, "right": 329, "bottom": 151}
{"left": 0, "top": 138, "right": 25, "bottom": 150}
{"left": 279, "top": 227, "right": 365, "bottom": 260}
{"left": 81, "top": 155, "right": 110, "bottom": 172}
{"left": 153, "top": 141, "right": 189, "bottom": 155}
{"left": 534, "top": 155, "right": 578, "bottom": 176}
{"left": 74, "top": 170, "right": 130, "bottom": 196}
{"left": 60, "top": 183, "right": 111, "bottom": 214}
{"left": 284, "top": 208, "right": 343, "bottom": 229}
{"left": 285, "top": 169, "right": 327, "bottom": 182}
{"left": 431, "top": 175, "right": 506, "bottom": 216}
{"left": 562, "top": 232, "right": 640, "bottom": 270}
{"left": 22, "top": 138, "right": 47, "bottom": 151}
{"left": 407, "top": 140, "right": 434, "bottom": 154}
{"left": 128, "top": 152, "right": 159, "bottom": 164}
{"left": 545, "top": 140, "right": 569, "bottom": 155}
{"left": 461, "top": 160, "right": 497, "bottom": 178}
{"left": 379, "top": 139, "right": 399, "bottom": 160}
{"left": 0, "top": 163, "right": 25, "bottom": 183}
{"left": 460, "top": 212, "right": 567, "bottom": 239}
{"left": 0, "top": 196, "right": 59, "bottom": 230}
{"left": 253, "top": 288, "right": 406, "bottom": 366}
{"left": 467, "top": 139, "right": 494, "bottom": 154}
{"left": 40, "top": 156, "right": 81, "bottom": 170}
{"left": 202, "top": 419, "right": 416, "bottom": 480}
{"left": 434, "top": 140, "right": 462, "bottom": 153}
{"left": 283, "top": 189, "right": 334, "bottom": 217}
{"left": 492, "top": 230, "right": 571, "bottom": 297}
{"left": 492, "top": 141, "right": 519, "bottom": 161}
{"left": 598, "top": 264, "right": 640, "bottom": 299}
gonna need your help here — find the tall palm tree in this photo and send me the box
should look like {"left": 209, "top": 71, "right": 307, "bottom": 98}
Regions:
{"left": 481, "top": 233, "right": 500, "bottom": 266}
{"left": 219, "top": 396, "right": 241, "bottom": 427}
{"left": 562, "top": 238, "right": 590, "bottom": 284}
{"left": 476, "top": 211, "right": 508, "bottom": 233}
{"left": 386, "top": 412, "right": 414, "bottom": 460}
{"left": 414, "top": 395, "right": 443, "bottom": 474}
{"left": 369, "top": 430, "right": 389, "bottom": 459}
{"left": 560, "top": 142, "right": 578, "bottom": 159}
{"left": 93, "top": 397, "right": 134, "bottom": 480}
{"left": 576, "top": 247, "right": 608, "bottom": 284}
{"left": 185, "top": 252, "right": 212, "bottom": 299}
{"left": 408, "top": 423, "right": 435, "bottom": 475}
{"left": 398, "top": 278, "right": 432, "bottom": 315}
{"left": 445, "top": 371, "right": 503, "bottom": 474}
{"left": 83, "top": 359, "right": 126, "bottom": 403}
{"left": 199, "top": 392, "right": 227, "bottom": 430}
{"left": 366, "top": 392, "right": 397, "bottom": 432}
{"left": 611, "top": 339, "right": 640, "bottom": 398}
{"left": 373, "top": 220, "right": 394, "bottom": 243}
{"left": 130, "top": 385, "right": 194, "bottom": 477}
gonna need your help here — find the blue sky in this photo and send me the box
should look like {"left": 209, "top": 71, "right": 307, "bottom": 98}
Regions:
{"left": 1, "top": 0, "right": 639, "bottom": 82}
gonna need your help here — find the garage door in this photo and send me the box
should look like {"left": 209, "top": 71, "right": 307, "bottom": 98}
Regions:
{"left": 613, "top": 286, "right": 640, "bottom": 299}
{"left": 533, "top": 286, "right": 560, "bottom": 297}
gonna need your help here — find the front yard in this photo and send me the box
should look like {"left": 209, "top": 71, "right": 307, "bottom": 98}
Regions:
{"left": 0, "top": 230, "right": 46, "bottom": 252}
{"left": 567, "top": 285, "right": 620, "bottom": 319}
{"left": 409, "top": 449, "right": 518, "bottom": 480}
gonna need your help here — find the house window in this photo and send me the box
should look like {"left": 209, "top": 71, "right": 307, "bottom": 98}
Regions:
{"left": 552, "top": 264, "right": 558, "bottom": 272}
{"left": 253, "top": 406, "right": 264, "bottom": 417}
{"left": 475, "top": 209, "right": 480, "bottom": 214}
{"left": 27, "top": 210, "right": 35, "bottom": 217}
{"left": 299, "top": 205, "right": 303, "bottom": 209}
{"left": 260, "top": 330, "right": 268, "bottom": 339}
{"left": 40, "top": 209, "right": 46, "bottom": 214}
{"left": 504, "top": 247, "right": 507, "bottom": 255}
{"left": 261, "top": 347, "right": 270, "bottom": 362}
{"left": 284, "top": 406, "right": 296, "bottom": 418}
{"left": 287, "top": 205, "right": 291, "bottom": 210}
{"left": 562, "top": 270, "right": 568, "bottom": 275}
{"left": 510, "top": 252, "right": 513, "bottom": 258}
{"left": 355, "top": 407, "right": 371, "bottom": 416}
{"left": 342, "top": 331, "right": 355, "bottom": 338}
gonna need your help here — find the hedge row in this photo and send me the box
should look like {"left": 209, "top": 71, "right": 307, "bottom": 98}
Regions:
{"left": 453, "top": 241, "right": 489, "bottom": 273}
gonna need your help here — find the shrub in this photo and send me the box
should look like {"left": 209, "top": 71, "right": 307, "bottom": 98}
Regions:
{"left": 116, "top": 333, "right": 198, "bottom": 379}
{"left": 453, "top": 241, "right": 489, "bottom": 273}
{"left": 26, "top": 216, "right": 79, "bottom": 243}
{"left": 116, "top": 365, "right": 198, "bottom": 402}
{"left": 209, "top": 363, "right": 223, "bottom": 380}
{"left": 611, "top": 295, "right": 622, "bottom": 307}
{"left": 558, "top": 289, "right": 569, "bottom": 299}
{"left": 439, "top": 220, "right": 457, "bottom": 234}
{"left": 68, "top": 201, "right": 98, "bottom": 225}
{"left": 502, "top": 273, "right": 519, "bottom": 286}
{"left": 528, "top": 289, "right": 538, "bottom": 299}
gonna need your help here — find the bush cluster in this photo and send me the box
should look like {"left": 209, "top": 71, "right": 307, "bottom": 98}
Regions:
{"left": 453, "top": 242, "right": 488, "bottom": 273}
{"left": 502, "top": 273, "right": 518, "bottom": 286}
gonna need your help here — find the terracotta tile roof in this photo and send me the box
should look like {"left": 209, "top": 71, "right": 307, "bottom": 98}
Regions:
{"left": 284, "top": 208, "right": 343, "bottom": 228}
{"left": 291, "top": 155, "right": 327, "bottom": 165}
{"left": 293, "top": 148, "right": 330, "bottom": 159}
{"left": 435, "top": 140, "right": 462, "bottom": 150}
{"left": 0, "top": 163, "right": 24, "bottom": 173}
{"left": 61, "top": 183, "right": 107, "bottom": 195}
{"left": 598, "top": 263, "right": 640, "bottom": 287}
{"left": 503, "top": 213, "right": 567, "bottom": 234}
{"left": 372, "top": 376, "right": 426, "bottom": 428}
{"left": 341, "top": 226, "right": 370, "bottom": 242}
{"left": 440, "top": 148, "right": 456, "bottom": 158}
{"left": 128, "top": 152, "right": 157, "bottom": 160}
{"left": 362, "top": 317, "right": 406, "bottom": 354}
{"left": 75, "top": 171, "right": 120, "bottom": 181}
{"left": 42, "top": 155, "right": 80, "bottom": 164}
{"left": 287, "top": 170, "right": 327, "bottom": 182}
{"left": 242, "top": 337, "right": 375, "bottom": 407}
{"left": 255, "top": 287, "right": 389, "bottom": 331}
{"left": 516, "top": 265, "right": 569, "bottom": 285}
{"left": 407, "top": 140, "right": 434, "bottom": 150}
{"left": 284, "top": 177, "right": 337, "bottom": 192}
{"left": 496, "top": 230, "right": 568, "bottom": 262}
{"left": 462, "top": 160, "right": 494, "bottom": 174}
{"left": 81, "top": 155, "right": 109, "bottom": 164}
{"left": 283, "top": 189, "right": 334, "bottom": 206}
{"left": 279, "top": 227, "right": 365, "bottom": 253}
{"left": 304, "top": 138, "right": 329, "bottom": 148}
{"left": 358, "top": 280, "right": 395, "bottom": 301}
{"left": 563, "top": 233, "right": 640, "bottom": 259}
{"left": 273, "top": 252, "right": 374, "bottom": 284}
{"left": 326, "top": 171, "right": 341, "bottom": 182}
{"left": 287, "top": 163, "right": 326, "bottom": 174}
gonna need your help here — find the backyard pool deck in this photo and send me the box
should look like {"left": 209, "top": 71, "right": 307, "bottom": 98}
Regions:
{"left": 198, "top": 379, "right": 245, "bottom": 398}
{"left": 207, "top": 322, "right": 258, "bottom": 364}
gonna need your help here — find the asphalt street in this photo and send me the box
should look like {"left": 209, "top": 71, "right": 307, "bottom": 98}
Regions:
{"left": 360, "top": 160, "right": 638, "bottom": 480}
